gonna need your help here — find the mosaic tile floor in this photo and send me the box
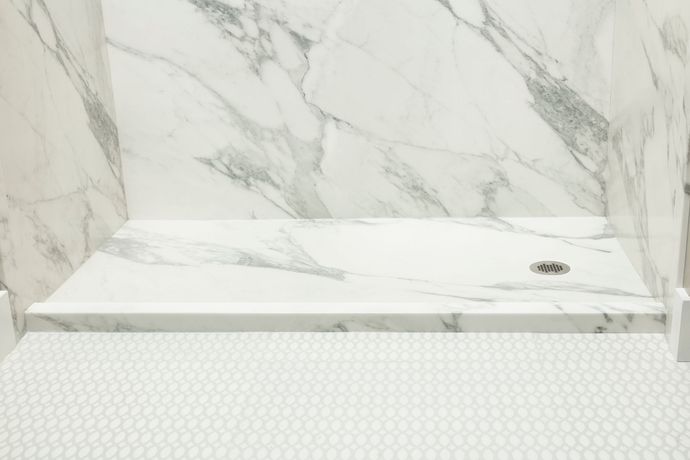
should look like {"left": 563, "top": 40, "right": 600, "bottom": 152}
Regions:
{"left": 1, "top": 332, "right": 690, "bottom": 458}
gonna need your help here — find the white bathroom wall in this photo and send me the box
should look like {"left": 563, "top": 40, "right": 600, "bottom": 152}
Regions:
{"left": 0, "top": 292, "right": 15, "bottom": 361}
{"left": 0, "top": 0, "right": 127, "bottom": 332}
{"left": 104, "top": 0, "right": 614, "bottom": 219}
{"left": 606, "top": 0, "right": 690, "bottom": 322}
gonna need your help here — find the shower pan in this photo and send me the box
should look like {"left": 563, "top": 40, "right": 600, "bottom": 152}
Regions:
{"left": 28, "top": 217, "right": 663, "bottom": 332}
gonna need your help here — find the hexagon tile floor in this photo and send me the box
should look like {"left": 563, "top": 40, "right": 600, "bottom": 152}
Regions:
{"left": 1, "top": 333, "right": 690, "bottom": 459}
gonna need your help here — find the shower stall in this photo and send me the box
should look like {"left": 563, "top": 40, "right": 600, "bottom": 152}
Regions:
{"left": 1, "top": 0, "right": 690, "bottom": 349}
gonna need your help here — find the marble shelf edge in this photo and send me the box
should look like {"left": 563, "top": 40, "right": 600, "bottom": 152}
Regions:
{"left": 25, "top": 301, "right": 665, "bottom": 334}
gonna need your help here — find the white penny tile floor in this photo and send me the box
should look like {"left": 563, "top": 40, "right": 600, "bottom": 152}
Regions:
{"left": 1, "top": 332, "right": 689, "bottom": 459}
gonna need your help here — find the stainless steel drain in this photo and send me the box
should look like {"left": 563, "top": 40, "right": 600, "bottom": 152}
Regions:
{"left": 530, "top": 261, "right": 570, "bottom": 275}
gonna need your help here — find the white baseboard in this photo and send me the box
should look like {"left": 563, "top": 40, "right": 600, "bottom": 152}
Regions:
{"left": 0, "top": 291, "right": 17, "bottom": 361}
{"left": 669, "top": 288, "right": 690, "bottom": 361}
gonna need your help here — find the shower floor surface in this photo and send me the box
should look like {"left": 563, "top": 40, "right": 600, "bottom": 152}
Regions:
{"left": 27, "top": 217, "right": 664, "bottom": 333}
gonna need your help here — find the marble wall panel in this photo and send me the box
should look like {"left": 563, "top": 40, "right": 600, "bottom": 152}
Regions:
{"left": 0, "top": 0, "right": 127, "bottom": 332}
{"left": 104, "top": 0, "right": 614, "bottom": 218}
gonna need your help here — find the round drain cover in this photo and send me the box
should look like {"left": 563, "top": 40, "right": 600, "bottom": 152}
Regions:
{"left": 530, "top": 260, "right": 570, "bottom": 275}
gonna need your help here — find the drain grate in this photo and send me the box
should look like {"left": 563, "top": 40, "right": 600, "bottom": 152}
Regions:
{"left": 530, "top": 260, "right": 570, "bottom": 275}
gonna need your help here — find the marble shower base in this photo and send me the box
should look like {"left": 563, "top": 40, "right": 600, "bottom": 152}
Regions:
{"left": 27, "top": 217, "right": 665, "bottom": 332}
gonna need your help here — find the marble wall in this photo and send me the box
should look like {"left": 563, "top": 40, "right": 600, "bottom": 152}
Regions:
{"left": 104, "top": 0, "right": 614, "bottom": 219}
{"left": 0, "top": 0, "right": 127, "bottom": 333}
{"left": 606, "top": 0, "right": 690, "bottom": 322}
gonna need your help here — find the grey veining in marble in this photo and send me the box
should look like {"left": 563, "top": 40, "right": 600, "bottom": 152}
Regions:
{"left": 33, "top": 218, "right": 665, "bottom": 333}
{"left": 605, "top": 0, "right": 690, "bottom": 333}
{"left": 0, "top": 0, "right": 127, "bottom": 333}
{"left": 104, "top": 0, "right": 614, "bottom": 218}
{"left": 26, "top": 301, "right": 665, "bottom": 334}
{"left": 47, "top": 218, "right": 658, "bottom": 304}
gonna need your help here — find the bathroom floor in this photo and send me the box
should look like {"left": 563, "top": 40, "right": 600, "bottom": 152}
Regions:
{"left": 1, "top": 332, "right": 689, "bottom": 459}
{"left": 27, "top": 217, "right": 663, "bottom": 333}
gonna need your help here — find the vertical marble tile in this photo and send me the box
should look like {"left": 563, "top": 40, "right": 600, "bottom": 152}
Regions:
{"left": 104, "top": 0, "right": 614, "bottom": 219}
{"left": 0, "top": 0, "right": 127, "bottom": 333}
{"left": 606, "top": 0, "right": 690, "bottom": 332}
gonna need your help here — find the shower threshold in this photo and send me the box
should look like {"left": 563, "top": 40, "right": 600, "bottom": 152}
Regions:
{"left": 26, "top": 217, "right": 665, "bottom": 333}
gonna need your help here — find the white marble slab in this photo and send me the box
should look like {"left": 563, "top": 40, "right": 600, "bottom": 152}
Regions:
{"left": 27, "top": 301, "right": 664, "bottom": 333}
{"left": 1, "top": 332, "right": 689, "bottom": 458}
{"left": 605, "top": 0, "right": 690, "bottom": 336}
{"left": 0, "top": 0, "right": 127, "bottom": 333}
{"left": 33, "top": 217, "right": 664, "bottom": 332}
{"left": 104, "top": 0, "right": 613, "bottom": 219}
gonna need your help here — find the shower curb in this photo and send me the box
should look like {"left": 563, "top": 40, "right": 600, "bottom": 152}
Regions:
{"left": 25, "top": 301, "right": 665, "bottom": 334}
